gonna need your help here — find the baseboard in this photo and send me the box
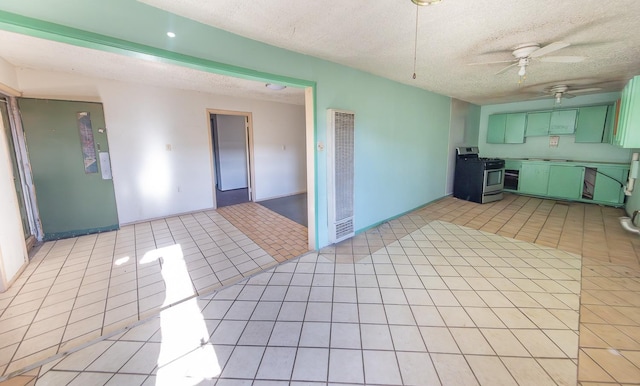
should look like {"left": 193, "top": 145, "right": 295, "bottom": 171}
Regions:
{"left": 119, "top": 207, "right": 217, "bottom": 227}
{"left": 43, "top": 224, "right": 120, "bottom": 241}
{"left": 354, "top": 194, "right": 451, "bottom": 236}
{"left": 256, "top": 190, "right": 307, "bottom": 202}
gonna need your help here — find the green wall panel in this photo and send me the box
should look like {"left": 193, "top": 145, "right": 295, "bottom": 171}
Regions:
{"left": 19, "top": 98, "right": 119, "bottom": 240}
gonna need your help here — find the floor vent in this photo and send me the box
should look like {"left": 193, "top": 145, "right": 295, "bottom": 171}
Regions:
{"left": 327, "top": 109, "right": 355, "bottom": 243}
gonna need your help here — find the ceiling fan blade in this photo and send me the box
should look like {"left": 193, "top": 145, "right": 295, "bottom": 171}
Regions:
{"left": 570, "top": 87, "right": 602, "bottom": 93}
{"left": 529, "top": 94, "right": 552, "bottom": 100}
{"left": 530, "top": 41, "right": 570, "bottom": 58}
{"left": 539, "top": 56, "right": 586, "bottom": 63}
{"left": 563, "top": 93, "right": 577, "bottom": 99}
{"left": 495, "top": 63, "right": 517, "bottom": 75}
{"left": 467, "top": 59, "right": 515, "bottom": 66}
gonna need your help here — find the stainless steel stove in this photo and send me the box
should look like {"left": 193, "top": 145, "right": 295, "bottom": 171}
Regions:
{"left": 453, "top": 146, "right": 505, "bottom": 204}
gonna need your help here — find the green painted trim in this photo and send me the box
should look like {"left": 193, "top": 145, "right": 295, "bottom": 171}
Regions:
{"left": 354, "top": 195, "right": 451, "bottom": 236}
{"left": 0, "top": 10, "right": 315, "bottom": 89}
{"left": 43, "top": 224, "right": 119, "bottom": 241}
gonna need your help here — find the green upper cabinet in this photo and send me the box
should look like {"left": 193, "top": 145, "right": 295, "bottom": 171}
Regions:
{"left": 504, "top": 113, "right": 526, "bottom": 143}
{"left": 614, "top": 76, "right": 640, "bottom": 148}
{"left": 549, "top": 109, "right": 577, "bottom": 134}
{"left": 547, "top": 165, "right": 584, "bottom": 199}
{"left": 487, "top": 114, "right": 507, "bottom": 143}
{"left": 603, "top": 103, "right": 616, "bottom": 144}
{"left": 525, "top": 112, "right": 551, "bottom": 137}
{"left": 487, "top": 113, "right": 526, "bottom": 143}
{"left": 575, "top": 105, "right": 608, "bottom": 143}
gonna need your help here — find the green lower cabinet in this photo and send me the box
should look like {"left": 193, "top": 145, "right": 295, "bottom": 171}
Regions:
{"left": 547, "top": 165, "right": 584, "bottom": 200}
{"left": 592, "top": 167, "right": 627, "bottom": 204}
{"left": 519, "top": 163, "right": 550, "bottom": 196}
{"left": 510, "top": 160, "right": 627, "bottom": 206}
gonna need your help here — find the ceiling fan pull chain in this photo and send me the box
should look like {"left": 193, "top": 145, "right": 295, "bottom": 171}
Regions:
{"left": 412, "top": 5, "right": 419, "bottom": 80}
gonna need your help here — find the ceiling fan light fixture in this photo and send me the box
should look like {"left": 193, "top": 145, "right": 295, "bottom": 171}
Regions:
{"left": 411, "top": 0, "right": 442, "bottom": 5}
{"left": 555, "top": 92, "right": 563, "bottom": 105}
{"left": 518, "top": 66, "right": 526, "bottom": 77}
{"left": 265, "top": 83, "right": 286, "bottom": 91}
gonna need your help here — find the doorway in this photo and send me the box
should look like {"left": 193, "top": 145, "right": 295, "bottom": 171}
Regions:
{"left": 1, "top": 98, "right": 33, "bottom": 243}
{"left": 209, "top": 110, "right": 254, "bottom": 208}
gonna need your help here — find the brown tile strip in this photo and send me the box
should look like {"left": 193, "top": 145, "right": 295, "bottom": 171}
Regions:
{"left": 403, "top": 193, "right": 639, "bottom": 268}
{"left": 217, "top": 202, "right": 309, "bottom": 263}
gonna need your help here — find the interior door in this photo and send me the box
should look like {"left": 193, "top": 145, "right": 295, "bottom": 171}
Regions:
{"left": 212, "top": 114, "right": 250, "bottom": 191}
{"left": 19, "top": 98, "right": 119, "bottom": 240}
{"left": 0, "top": 99, "right": 30, "bottom": 239}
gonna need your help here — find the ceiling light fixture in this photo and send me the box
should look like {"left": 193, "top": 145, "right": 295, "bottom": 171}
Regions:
{"left": 265, "top": 83, "right": 286, "bottom": 91}
{"left": 167, "top": 32, "right": 176, "bottom": 38}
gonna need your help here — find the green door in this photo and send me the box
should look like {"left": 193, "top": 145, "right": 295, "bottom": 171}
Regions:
{"left": 1, "top": 99, "right": 31, "bottom": 238}
{"left": 19, "top": 99, "right": 119, "bottom": 240}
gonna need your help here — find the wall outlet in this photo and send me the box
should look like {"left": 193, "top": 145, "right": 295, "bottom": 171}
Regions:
{"left": 166, "top": 144, "right": 172, "bottom": 151}
{"left": 549, "top": 136, "right": 559, "bottom": 147}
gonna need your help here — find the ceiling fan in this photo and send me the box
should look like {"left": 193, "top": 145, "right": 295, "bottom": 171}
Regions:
{"left": 536, "top": 84, "right": 602, "bottom": 104}
{"left": 469, "top": 42, "right": 586, "bottom": 79}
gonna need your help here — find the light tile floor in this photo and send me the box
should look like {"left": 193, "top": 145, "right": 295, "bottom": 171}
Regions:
{"left": 2, "top": 221, "right": 583, "bottom": 385}
{"left": 1, "top": 193, "right": 640, "bottom": 385}
{"left": 0, "top": 210, "right": 278, "bottom": 378}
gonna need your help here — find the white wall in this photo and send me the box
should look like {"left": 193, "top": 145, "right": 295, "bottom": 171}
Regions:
{"left": 214, "top": 114, "right": 248, "bottom": 191}
{"left": 0, "top": 57, "right": 19, "bottom": 91}
{"left": 447, "top": 99, "right": 481, "bottom": 194}
{"left": 0, "top": 107, "right": 28, "bottom": 292}
{"left": 16, "top": 68, "right": 307, "bottom": 224}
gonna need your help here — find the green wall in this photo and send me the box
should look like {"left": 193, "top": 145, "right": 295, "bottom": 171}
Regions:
{"left": 0, "top": 1, "right": 452, "bottom": 247}
{"left": 19, "top": 99, "right": 118, "bottom": 240}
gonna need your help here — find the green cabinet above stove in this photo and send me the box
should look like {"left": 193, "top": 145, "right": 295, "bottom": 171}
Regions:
{"left": 487, "top": 113, "right": 526, "bottom": 143}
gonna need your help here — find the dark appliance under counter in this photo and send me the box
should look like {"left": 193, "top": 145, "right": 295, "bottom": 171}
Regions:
{"left": 453, "top": 146, "right": 505, "bottom": 204}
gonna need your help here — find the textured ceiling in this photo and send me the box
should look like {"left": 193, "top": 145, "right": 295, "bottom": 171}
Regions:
{"left": 139, "top": 0, "right": 640, "bottom": 105}
{"left": 0, "top": 31, "right": 305, "bottom": 105}
{"left": 2, "top": 0, "right": 640, "bottom": 106}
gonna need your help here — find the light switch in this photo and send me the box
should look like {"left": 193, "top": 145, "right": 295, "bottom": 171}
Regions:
{"left": 166, "top": 144, "right": 172, "bottom": 151}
